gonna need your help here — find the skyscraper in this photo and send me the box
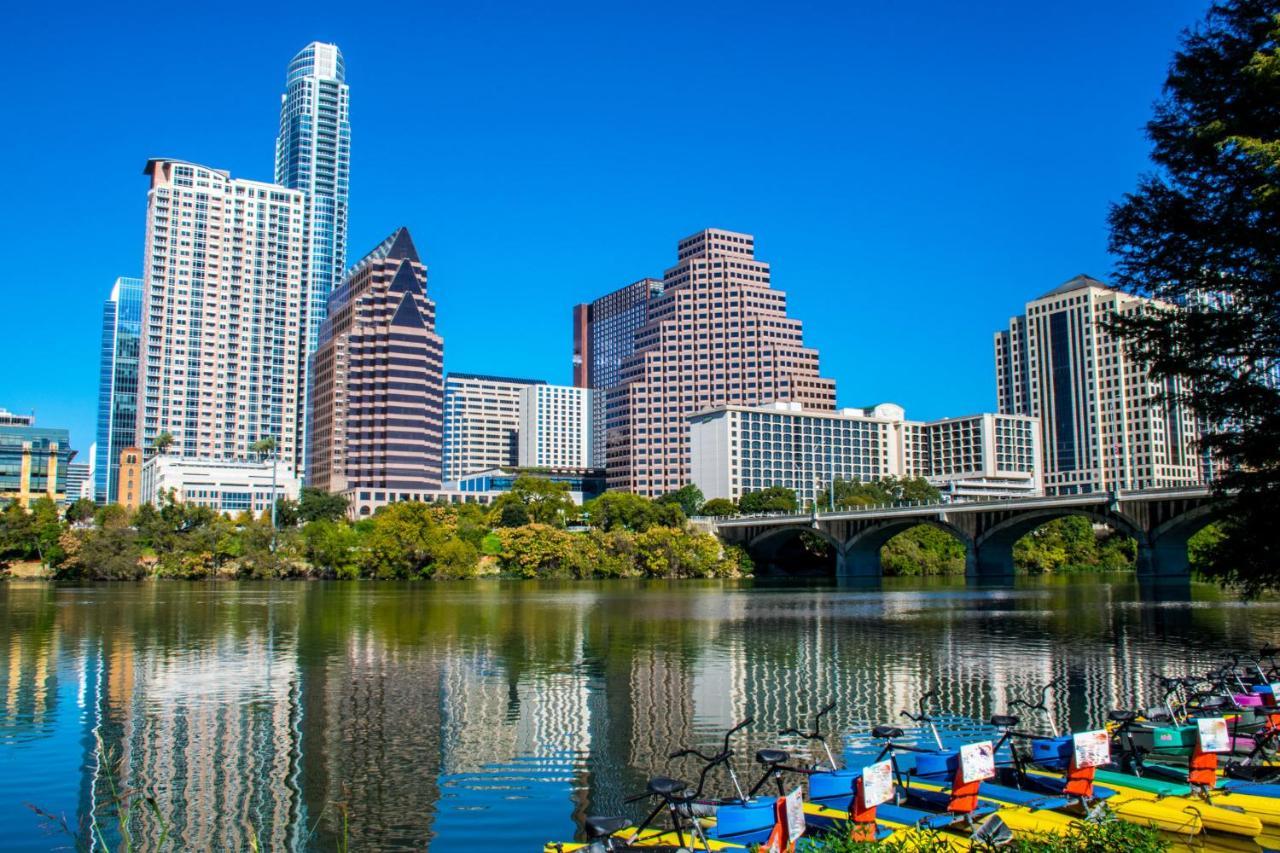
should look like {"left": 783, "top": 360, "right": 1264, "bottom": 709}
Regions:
{"left": 275, "top": 42, "right": 351, "bottom": 469}
{"left": 442, "top": 374, "right": 545, "bottom": 483}
{"left": 138, "top": 159, "right": 309, "bottom": 471}
{"left": 573, "top": 278, "right": 663, "bottom": 468}
{"left": 307, "top": 228, "right": 444, "bottom": 502}
{"left": 605, "top": 229, "right": 836, "bottom": 496}
{"left": 95, "top": 276, "right": 143, "bottom": 503}
{"left": 995, "top": 274, "right": 1202, "bottom": 495}
{"left": 517, "top": 384, "right": 593, "bottom": 469}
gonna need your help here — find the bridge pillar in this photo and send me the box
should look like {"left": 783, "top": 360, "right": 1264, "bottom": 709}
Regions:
{"left": 1136, "top": 538, "right": 1191, "bottom": 580}
{"left": 839, "top": 545, "right": 880, "bottom": 579}
{"left": 970, "top": 542, "right": 1014, "bottom": 583}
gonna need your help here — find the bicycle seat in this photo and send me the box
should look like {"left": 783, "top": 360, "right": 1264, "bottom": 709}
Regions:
{"left": 647, "top": 776, "right": 689, "bottom": 797}
{"left": 755, "top": 748, "right": 790, "bottom": 766}
{"left": 872, "top": 725, "right": 904, "bottom": 739}
{"left": 990, "top": 714, "right": 1020, "bottom": 728}
{"left": 1200, "top": 696, "right": 1228, "bottom": 709}
{"left": 1108, "top": 709, "right": 1138, "bottom": 723}
{"left": 585, "top": 816, "right": 630, "bottom": 839}
{"left": 1146, "top": 710, "right": 1174, "bottom": 723}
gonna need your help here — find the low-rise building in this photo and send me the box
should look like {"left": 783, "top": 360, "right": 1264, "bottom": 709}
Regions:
{"left": 689, "top": 401, "right": 1041, "bottom": 507}
{"left": 141, "top": 456, "right": 300, "bottom": 516}
{"left": 454, "top": 466, "right": 606, "bottom": 505}
{"left": 118, "top": 447, "right": 142, "bottom": 511}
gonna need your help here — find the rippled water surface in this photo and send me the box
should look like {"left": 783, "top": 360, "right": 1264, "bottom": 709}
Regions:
{"left": 1, "top": 576, "right": 1277, "bottom": 851}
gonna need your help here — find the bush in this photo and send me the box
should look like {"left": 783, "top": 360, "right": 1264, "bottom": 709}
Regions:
{"left": 700, "top": 498, "right": 739, "bottom": 517}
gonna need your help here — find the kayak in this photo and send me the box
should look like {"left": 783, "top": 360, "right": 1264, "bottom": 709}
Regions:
{"left": 1087, "top": 769, "right": 1266, "bottom": 837}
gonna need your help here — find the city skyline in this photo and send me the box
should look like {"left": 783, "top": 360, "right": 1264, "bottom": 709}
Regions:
{"left": 0, "top": 0, "right": 1212, "bottom": 455}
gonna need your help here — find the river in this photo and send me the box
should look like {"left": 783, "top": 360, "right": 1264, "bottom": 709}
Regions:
{"left": 0, "top": 576, "right": 1275, "bottom": 851}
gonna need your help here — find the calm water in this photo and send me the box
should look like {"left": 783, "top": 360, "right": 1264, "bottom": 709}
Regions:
{"left": 1, "top": 576, "right": 1276, "bottom": 851}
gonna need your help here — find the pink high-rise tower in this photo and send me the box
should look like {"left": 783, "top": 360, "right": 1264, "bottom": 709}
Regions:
{"left": 605, "top": 228, "right": 836, "bottom": 496}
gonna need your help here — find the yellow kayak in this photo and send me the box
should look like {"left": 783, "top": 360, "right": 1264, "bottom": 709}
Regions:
{"left": 802, "top": 801, "right": 981, "bottom": 850}
{"left": 1013, "top": 769, "right": 1203, "bottom": 835}
{"left": 1080, "top": 773, "right": 1263, "bottom": 838}
{"left": 543, "top": 825, "right": 744, "bottom": 851}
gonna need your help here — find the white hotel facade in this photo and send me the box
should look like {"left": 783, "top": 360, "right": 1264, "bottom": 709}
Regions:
{"left": 690, "top": 401, "right": 1041, "bottom": 506}
{"left": 518, "top": 384, "right": 593, "bottom": 469}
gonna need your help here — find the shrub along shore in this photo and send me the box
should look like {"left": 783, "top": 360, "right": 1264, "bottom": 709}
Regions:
{"left": 0, "top": 475, "right": 1177, "bottom": 582}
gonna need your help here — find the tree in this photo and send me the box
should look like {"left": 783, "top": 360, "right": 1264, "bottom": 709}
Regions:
{"left": 583, "top": 492, "right": 666, "bottom": 532}
{"left": 737, "top": 487, "right": 798, "bottom": 514}
{"left": 699, "top": 498, "right": 739, "bottom": 517}
{"left": 657, "top": 484, "right": 705, "bottom": 517}
{"left": 816, "top": 476, "right": 940, "bottom": 509}
{"left": 65, "top": 498, "right": 97, "bottom": 525}
{"left": 152, "top": 431, "right": 174, "bottom": 455}
{"left": 297, "top": 487, "right": 349, "bottom": 523}
{"left": 301, "top": 519, "right": 360, "bottom": 578}
{"left": 1107, "top": 1, "right": 1280, "bottom": 593}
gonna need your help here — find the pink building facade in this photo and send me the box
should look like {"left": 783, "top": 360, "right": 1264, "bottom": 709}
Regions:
{"left": 605, "top": 229, "right": 836, "bottom": 496}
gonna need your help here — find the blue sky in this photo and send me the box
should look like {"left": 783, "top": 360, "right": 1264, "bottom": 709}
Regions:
{"left": 0, "top": 0, "right": 1209, "bottom": 454}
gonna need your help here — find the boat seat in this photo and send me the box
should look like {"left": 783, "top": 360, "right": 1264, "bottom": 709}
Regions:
{"left": 1108, "top": 709, "right": 1138, "bottom": 723}
{"left": 872, "top": 725, "right": 905, "bottom": 739}
{"left": 585, "top": 816, "right": 630, "bottom": 838}
{"left": 647, "top": 776, "right": 688, "bottom": 797}
{"left": 756, "top": 749, "right": 790, "bottom": 766}
{"left": 990, "top": 714, "right": 1020, "bottom": 728}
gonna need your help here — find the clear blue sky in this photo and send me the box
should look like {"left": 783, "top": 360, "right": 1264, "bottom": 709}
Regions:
{"left": 0, "top": 0, "right": 1209, "bottom": 455}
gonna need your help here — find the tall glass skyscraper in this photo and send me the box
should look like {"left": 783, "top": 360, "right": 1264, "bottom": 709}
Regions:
{"left": 275, "top": 42, "right": 351, "bottom": 473}
{"left": 94, "top": 276, "right": 143, "bottom": 503}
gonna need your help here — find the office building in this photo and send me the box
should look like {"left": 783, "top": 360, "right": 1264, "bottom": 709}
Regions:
{"left": 573, "top": 278, "right": 663, "bottom": 467}
{"left": 138, "top": 158, "right": 309, "bottom": 475}
{"left": 96, "top": 276, "right": 143, "bottom": 503}
{"left": 690, "top": 402, "right": 1041, "bottom": 506}
{"left": 307, "top": 227, "right": 445, "bottom": 497}
{"left": 518, "top": 384, "right": 593, "bottom": 469}
{"left": 995, "top": 275, "right": 1202, "bottom": 495}
{"left": 0, "top": 418, "right": 73, "bottom": 508}
{"left": 65, "top": 461, "right": 90, "bottom": 505}
{"left": 275, "top": 42, "right": 351, "bottom": 461}
{"left": 141, "top": 456, "right": 300, "bottom": 516}
{"left": 606, "top": 229, "right": 837, "bottom": 496}
{"left": 443, "top": 373, "right": 544, "bottom": 483}
{"left": 119, "top": 447, "right": 142, "bottom": 511}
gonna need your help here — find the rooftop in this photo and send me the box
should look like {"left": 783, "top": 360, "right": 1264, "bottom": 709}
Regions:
{"left": 1038, "top": 274, "right": 1111, "bottom": 300}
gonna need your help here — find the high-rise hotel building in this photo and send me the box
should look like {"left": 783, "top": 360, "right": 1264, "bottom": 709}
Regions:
{"left": 95, "top": 276, "right": 143, "bottom": 503}
{"left": 442, "top": 374, "right": 545, "bottom": 483}
{"left": 518, "top": 384, "right": 593, "bottom": 469}
{"left": 275, "top": 42, "right": 351, "bottom": 465}
{"left": 606, "top": 229, "right": 836, "bottom": 496}
{"left": 995, "top": 275, "right": 1202, "bottom": 495}
{"left": 138, "top": 159, "right": 309, "bottom": 472}
{"left": 573, "top": 278, "right": 663, "bottom": 467}
{"left": 307, "top": 228, "right": 444, "bottom": 503}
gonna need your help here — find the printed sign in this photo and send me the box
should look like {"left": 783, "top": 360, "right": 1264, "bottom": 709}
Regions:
{"left": 959, "top": 741, "right": 996, "bottom": 783}
{"left": 861, "top": 759, "right": 895, "bottom": 807}
{"left": 785, "top": 786, "right": 806, "bottom": 841}
{"left": 1197, "top": 717, "right": 1231, "bottom": 753}
{"left": 1072, "top": 729, "right": 1110, "bottom": 769}
{"left": 1271, "top": 683, "right": 1280, "bottom": 696}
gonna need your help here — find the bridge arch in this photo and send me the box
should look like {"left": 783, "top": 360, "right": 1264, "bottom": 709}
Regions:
{"left": 746, "top": 525, "right": 845, "bottom": 577}
{"left": 1143, "top": 503, "right": 1218, "bottom": 578}
{"left": 974, "top": 507, "right": 1146, "bottom": 579}
{"left": 843, "top": 518, "right": 974, "bottom": 578}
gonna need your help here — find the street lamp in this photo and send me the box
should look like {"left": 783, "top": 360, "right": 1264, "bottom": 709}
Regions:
{"left": 251, "top": 436, "right": 279, "bottom": 552}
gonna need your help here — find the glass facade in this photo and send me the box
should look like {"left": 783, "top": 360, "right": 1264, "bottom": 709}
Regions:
{"left": 0, "top": 426, "right": 72, "bottom": 505}
{"left": 95, "top": 277, "right": 143, "bottom": 503}
{"left": 275, "top": 42, "right": 351, "bottom": 470}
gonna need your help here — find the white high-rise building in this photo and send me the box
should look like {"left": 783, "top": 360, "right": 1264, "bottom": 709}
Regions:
{"left": 442, "top": 374, "right": 544, "bottom": 482}
{"left": 138, "top": 159, "right": 309, "bottom": 473}
{"left": 689, "top": 402, "right": 1041, "bottom": 506}
{"left": 995, "top": 275, "right": 1202, "bottom": 495}
{"left": 518, "top": 385, "right": 593, "bottom": 469}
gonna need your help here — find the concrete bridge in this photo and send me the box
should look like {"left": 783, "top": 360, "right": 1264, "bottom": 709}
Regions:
{"left": 710, "top": 487, "right": 1218, "bottom": 580}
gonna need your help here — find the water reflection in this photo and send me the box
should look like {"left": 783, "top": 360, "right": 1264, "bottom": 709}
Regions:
{"left": 0, "top": 577, "right": 1275, "bottom": 852}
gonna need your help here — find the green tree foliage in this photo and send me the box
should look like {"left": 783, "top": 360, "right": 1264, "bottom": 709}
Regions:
{"left": 488, "top": 476, "right": 576, "bottom": 528}
{"left": 1013, "top": 517, "right": 1135, "bottom": 574}
{"left": 1107, "top": 1, "right": 1280, "bottom": 594}
{"left": 657, "top": 484, "right": 705, "bottom": 517}
{"left": 583, "top": 491, "right": 684, "bottom": 532}
{"left": 881, "top": 526, "right": 967, "bottom": 576}
{"left": 55, "top": 525, "right": 145, "bottom": 580}
{"left": 65, "top": 498, "right": 97, "bottom": 524}
{"left": 737, "top": 487, "right": 799, "bottom": 514}
{"left": 699, "top": 498, "right": 739, "bottom": 517}
{"left": 301, "top": 519, "right": 360, "bottom": 578}
{"left": 297, "top": 487, "right": 349, "bottom": 523}
{"left": 495, "top": 523, "right": 577, "bottom": 578}
{"left": 95, "top": 503, "right": 131, "bottom": 530}
{"left": 817, "top": 476, "right": 940, "bottom": 509}
{"left": 360, "top": 501, "right": 460, "bottom": 579}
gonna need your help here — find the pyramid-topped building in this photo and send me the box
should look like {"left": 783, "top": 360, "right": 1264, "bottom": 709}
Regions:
{"left": 307, "top": 228, "right": 445, "bottom": 499}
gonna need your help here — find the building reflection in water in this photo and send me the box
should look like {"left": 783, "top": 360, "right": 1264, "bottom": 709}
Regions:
{"left": 0, "top": 578, "right": 1276, "bottom": 851}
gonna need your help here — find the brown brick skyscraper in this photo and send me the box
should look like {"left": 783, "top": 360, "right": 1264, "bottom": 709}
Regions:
{"left": 307, "top": 228, "right": 445, "bottom": 496}
{"left": 605, "top": 228, "right": 836, "bottom": 496}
